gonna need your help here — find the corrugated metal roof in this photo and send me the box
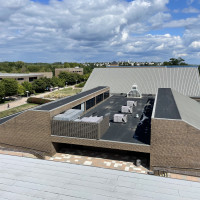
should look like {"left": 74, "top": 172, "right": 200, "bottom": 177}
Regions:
{"left": 0, "top": 154, "right": 200, "bottom": 200}
{"left": 83, "top": 68, "right": 200, "bottom": 97}
{"left": 172, "top": 89, "right": 200, "bottom": 130}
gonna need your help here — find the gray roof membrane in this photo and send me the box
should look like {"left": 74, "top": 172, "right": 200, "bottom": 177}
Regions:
{"left": 154, "top": 88, "right": 181, "bottom": 120}
{"left": 83, "top": 67, "right": 200, "bottom": 97}
{"left": 0, "top": 154, "right": 200, "bottom": 200}
{"left": 0, "top": 112, "right": 23, "bottom": 125}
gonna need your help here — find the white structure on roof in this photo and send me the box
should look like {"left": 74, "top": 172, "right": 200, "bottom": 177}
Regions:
{"left": 83, "top": 67, "right": 200, "bottom": 97}
{"left": 127, "top": 84, "right": 142, "bottom": 98}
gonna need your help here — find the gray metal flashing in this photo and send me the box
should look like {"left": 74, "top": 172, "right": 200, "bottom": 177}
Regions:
{"left": 172, "top": 89, "right": 200, "bottom": 131}
{"left": 83, "top": 67, "right": 200, "bottom": 97}
{"left": 35, "top": 86, "right": 108, "bottom": 111}
{"left": 151, "top": 89, "right": 158, "bottom": 118}
{"left": 51, "top": 135, "right": 150, "bottom": 147}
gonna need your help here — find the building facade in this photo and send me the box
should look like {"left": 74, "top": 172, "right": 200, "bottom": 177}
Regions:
{"left": 0, "top": 72, "right": 53, "bottom": 83}
{"left": 55, "top": 68, "right": 83, "bottom": 77}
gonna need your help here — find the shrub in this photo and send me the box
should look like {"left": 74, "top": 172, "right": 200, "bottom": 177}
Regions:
{"left": 27, "top": 97, "right": 52, "bottom": 104}
{"left": 76, "top": 82, "right": 85, "bottom": 88}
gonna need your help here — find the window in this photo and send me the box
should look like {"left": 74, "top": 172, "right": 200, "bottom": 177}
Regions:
{"left": 86, "top": 97, "right": 95, "bottom": 110}
{"left": 29, "top": 77, "right": 37, "bottom": 82}
{"left": 96, "top": 94, "right": 103, "bottom": 104}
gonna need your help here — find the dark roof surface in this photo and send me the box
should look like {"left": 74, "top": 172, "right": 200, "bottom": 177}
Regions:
{"left": 0, "top": 112, "right": 22, "bottom": 125}
{"left": 154, "top": 88, "right": 181, "bottom": 119}
{"left": 35, "top": 86, "right": 108, "bottom": 111}
{"left": 82, "top": 95, "right": 154, "bottom": 145}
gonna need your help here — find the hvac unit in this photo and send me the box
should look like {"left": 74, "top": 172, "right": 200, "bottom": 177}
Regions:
{"left": 121, "top": 106, "right": 133, "bottom": 114}
{"left": 113, "top": 114, "right": 127, "bottom": 123}
{"left": 81, "top": 116, "right": 103, "bottom": 123}
{"left": 127, "top": 100, "right": 137, "bottom": 107}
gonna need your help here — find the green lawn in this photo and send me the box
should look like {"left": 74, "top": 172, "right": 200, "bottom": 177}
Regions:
{"left": 44, "top": 87, "right": 82, "bottom": 99}
{"left": 0, "top": 103, "right": 37, "bottom": 118}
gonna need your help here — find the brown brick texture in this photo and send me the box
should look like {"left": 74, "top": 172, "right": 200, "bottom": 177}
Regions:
{"left": 151, "top": 118, "right": 200, "bottom": 176}
{"left": 0, "top": 110, "right": 55, "bottom": 154}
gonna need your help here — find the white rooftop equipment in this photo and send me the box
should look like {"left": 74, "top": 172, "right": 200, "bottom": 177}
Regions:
{"left": 127, "top": 100, "right": 137, "bottom": 107}
{"left": 113, "top": 114, "right": 127, "bottom": 123}
{"left": 127, "top": 84, "right": 142, "bottom": 98}
{"left": 121, "top": 106, "right": 133, "bottom": 114}
{"left": 53, "top": 109, "right": 83, "bottom": 121}
{"left": 80, "top": 116, "right": 103, "bottom": 123}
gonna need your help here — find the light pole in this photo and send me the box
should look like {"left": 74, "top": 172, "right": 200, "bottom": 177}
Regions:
{"left": 76, "top": 80, "right": 78, "bottom": 85}
{"left": 26, "top": 91, "right": 29, "bottom": 98}
{"left": 66, "top": 82, "right": 68, "bottom": 88}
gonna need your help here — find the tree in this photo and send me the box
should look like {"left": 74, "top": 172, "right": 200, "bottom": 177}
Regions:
{"left": 32, "top": 79, "right": 47, "bottom": 93}
{"left": 17, "top": 84, "right": 25, "bottom": 96}
{"left": 50, "top": 76, "right": 60, "bottom": 87}
{"left": 163, "top": 57, "right": 188, "bottom": 66}
{"left": 40, "top": 77, "right": 51, "bottom": 89}
{"left": 0, "top": 81, "right": 5, "bottom": 101}
{"left": 22, "top": 81, "right": 33, "bottom": 94}
{"left": 64, "top": 62, "right": 70, "bottom": 68}
{"left": 2, "top": 78, "right": 18, "bottom": 96}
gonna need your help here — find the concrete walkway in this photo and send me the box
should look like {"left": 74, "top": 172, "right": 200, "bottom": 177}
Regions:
{"left": 0, "top": 87, "right": 68, "bottom": 112}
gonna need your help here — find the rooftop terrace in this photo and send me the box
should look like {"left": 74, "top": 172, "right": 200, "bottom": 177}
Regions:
{"left": 82, "top": 95, "right": 154, "bottom": 145}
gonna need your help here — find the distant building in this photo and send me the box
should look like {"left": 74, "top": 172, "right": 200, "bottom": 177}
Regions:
{"left": 0, "top": 72, "right": 53, "bottom": 83}
{"left": 55, "top": 67, "right": 83, "bottom": 77}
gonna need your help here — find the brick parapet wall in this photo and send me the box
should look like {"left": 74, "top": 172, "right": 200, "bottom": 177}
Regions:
{"left": 0, "top": 110, "right": 54, "bottom": 154}
{"left": 150, "top": 118, "right": 200, "bottom": 176}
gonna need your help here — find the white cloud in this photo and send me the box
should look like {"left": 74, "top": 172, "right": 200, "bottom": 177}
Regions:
{"left": 183, "top": 7, "right": 200, "bottom": 13}
{"left": 0, "top": 0, "right": 199, "bottom": 63}
{"left": 190, "top": 41, "right": 200, "bottom": 49}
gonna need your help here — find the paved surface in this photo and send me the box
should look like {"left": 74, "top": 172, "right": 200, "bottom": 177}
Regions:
{"left": 0, "top": 87, "right": 67, "bottom": 112}
{"left": 0, "top": 154, "right": 200, "bottom": 200}
{"left": 0, "top": 97, "right": 28, "bottom": 112}
{"left": 0, "top": 147, "right": 148, "bottom": 174}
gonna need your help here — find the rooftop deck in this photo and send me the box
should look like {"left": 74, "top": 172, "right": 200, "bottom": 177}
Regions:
{"left": 82, "top": 95, "right": 154, "bottom": 145}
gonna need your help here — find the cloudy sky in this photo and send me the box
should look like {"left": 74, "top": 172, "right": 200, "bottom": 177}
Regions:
{"left": 0, "top": 0, "right": 200, "bottom": 64}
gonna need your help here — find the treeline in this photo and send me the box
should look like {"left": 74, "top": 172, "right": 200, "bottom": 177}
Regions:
{"left": 0, "top": 71, "right": 87, "bottom": 102}
{"left": 0, "top": 61, "right": 105, "bottom": 75}
{"left": 163, "top": 57, "right": 188, "bottom": 66}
